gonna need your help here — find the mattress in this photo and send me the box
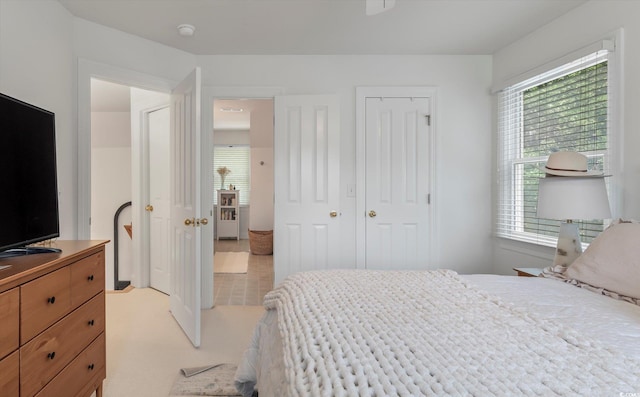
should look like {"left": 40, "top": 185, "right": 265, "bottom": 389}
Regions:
{"left": 236, "top": 274, "right": 640, "bottom": 396}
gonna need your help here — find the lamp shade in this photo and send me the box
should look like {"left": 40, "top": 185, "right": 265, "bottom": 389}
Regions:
{"left": 537, "top": 177, "right": 611, "bottom": 220}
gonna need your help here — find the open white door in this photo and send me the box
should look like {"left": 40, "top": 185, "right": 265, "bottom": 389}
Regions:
{"left": 169, "top": 68, "right": 202, "bottom": 347}
{"left": 273, "top": 95, "right": 341, "bottom": 285}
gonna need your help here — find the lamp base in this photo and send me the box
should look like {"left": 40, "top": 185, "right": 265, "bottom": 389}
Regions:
{"left": 552, "top": 221, "right": 583, "bottom": 272}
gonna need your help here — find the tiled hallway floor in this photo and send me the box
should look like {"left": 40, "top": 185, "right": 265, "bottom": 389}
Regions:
{"left": 213, "top": 239, "right": 274, "bottom": 306}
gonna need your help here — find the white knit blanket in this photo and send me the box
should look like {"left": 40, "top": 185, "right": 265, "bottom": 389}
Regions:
{"left": 263, "top": 269, "right": 640, "bottom": 396}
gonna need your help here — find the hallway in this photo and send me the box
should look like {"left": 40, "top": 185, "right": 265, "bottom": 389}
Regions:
{"left": 213, "top": 239, "right": 273, "bottom": 306}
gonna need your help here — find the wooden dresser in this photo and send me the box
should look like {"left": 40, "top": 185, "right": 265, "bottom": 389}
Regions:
{"left": 0, "top": 241, "right": 108, "bottom": 397}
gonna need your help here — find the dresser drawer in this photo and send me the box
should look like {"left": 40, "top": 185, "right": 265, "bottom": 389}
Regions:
{"left": 20, "top": 267, "right": 71, "bottom": 343}
{"left": 0, "top": 288, "right": 19, "bottom": 359}
{"left": 20, "top": 292, "right": 105, "bottom": 397}
{"left": 34, "top": 333, "right": 105, "bottom": 397}
{"left": 71, "top": 252, "right": 105, "bottom": 308}
{"left": 0, "top": 350, "right": 19, "bottom": 397}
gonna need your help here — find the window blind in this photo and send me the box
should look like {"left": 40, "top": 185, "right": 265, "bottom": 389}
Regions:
{"left": 497, "top": 47, "right": 613, "bottom": 246}
{"left": 213, "top": 145, "right": 250, "bottom": 205}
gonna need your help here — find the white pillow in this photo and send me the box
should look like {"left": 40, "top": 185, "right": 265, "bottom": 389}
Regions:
{"left": 566, "top": 222, "right": 640, "bottom": 300}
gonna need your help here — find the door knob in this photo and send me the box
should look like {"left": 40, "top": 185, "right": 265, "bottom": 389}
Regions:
{"left": 200, "top": 218, "right": 209, "bottom": 225}
{"left": 329, "top": 210, "right": 338, "bottom": 218}
{"left": 368, "top": 210, "right": 377, "bottom": 218}
{"left": 145, "top": 205, "right": 154, "bottom": 212}
{"left": 184, "top": 218, "right": 193, "bottom": 226}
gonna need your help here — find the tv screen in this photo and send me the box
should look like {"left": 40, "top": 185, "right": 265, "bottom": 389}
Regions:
{"left": 0, "top": 93, "right": 60, "bottom": 253}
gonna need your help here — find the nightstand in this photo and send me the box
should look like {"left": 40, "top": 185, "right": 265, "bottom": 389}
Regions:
{"left": 513, "top": 267, "right": 543, "bottom": 277}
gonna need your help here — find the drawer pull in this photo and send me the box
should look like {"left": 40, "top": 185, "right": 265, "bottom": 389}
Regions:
{"left": 47, "top": 352, "right": 56, "bottom": 360}
{"left": 88, "top": 275, "right": 94, "bottom": 281}
{"left": 47, "top": 296, "right": 56, "bottom": 304}
{"left": 88, "top": 363, "right": 95, "bottom": 370}
{"left": 88, "top": 319, "right": 95, "bottom": 326}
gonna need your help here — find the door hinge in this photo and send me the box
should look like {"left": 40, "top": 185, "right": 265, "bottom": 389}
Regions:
{"left": 425, "top": 115, "right": 431, "bottom": 126}
{"left": 427, "top": 194, "right": 431, "bottom": 205}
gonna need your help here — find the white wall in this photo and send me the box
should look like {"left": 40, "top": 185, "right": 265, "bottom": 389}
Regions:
{"left": 0, "top": 1, "right": 197, "bottom": 289}
{"left": 250, "top": 147, "right": 274, "bottom": 231}
{"left": 249, "top": 101, "right": 274, "bottom": 231}
{"left": 214, "top": 130, "right": 250, "bottom": 145}
{"left": 492, "top": 0, "right": 640, "bottom": 274}
{"left": 90, "top": 112, "right": 132, "bottom": 290}
{"left": 73, "top": 18, "right": 196, "bottom": 85}
{"left": 198, "top": 55, "right": 494, "bottom": 273}
{"left": 1, "top": 1, "right": 494, "bottom": 275}
{"left": 0, "top": 0, "right": 75, "bottom": 239}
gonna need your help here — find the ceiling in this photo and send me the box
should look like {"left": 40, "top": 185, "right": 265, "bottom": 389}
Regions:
{"left": 59, "top": 0, "right": 587, "bottom": 56}
{"left": 85, "top": 0, "right": 588, "bottom": 128}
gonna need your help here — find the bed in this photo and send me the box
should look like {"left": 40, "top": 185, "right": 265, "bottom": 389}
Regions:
{"left": 235, "top": 221, "right": 640, "bottom": 396}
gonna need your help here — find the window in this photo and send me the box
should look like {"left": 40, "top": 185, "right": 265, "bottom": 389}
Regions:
{"left": 497, "top": 43, "right": 615, "bottom": 246}
{"left": 213, "top": 145, "right": 250, "bottom": 205}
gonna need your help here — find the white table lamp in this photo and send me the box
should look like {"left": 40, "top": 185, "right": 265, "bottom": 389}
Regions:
{"left": 537, "top": 176, "right": 611, "bottom": 269}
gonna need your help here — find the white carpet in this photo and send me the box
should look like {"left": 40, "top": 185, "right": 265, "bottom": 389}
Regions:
{"left": 103, "top": 288, "right": 264, "bottom": 397}
{"left": 214, "top": 252, "right": 249, "bottom": 274}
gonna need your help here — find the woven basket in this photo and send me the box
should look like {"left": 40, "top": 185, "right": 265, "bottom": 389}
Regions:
{"left": 248, "top": 229, "right": 273, "bottom": 255}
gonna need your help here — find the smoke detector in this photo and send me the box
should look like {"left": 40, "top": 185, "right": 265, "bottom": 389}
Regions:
{"left": 177, "top": 24, "right": 196, "bottom": 37}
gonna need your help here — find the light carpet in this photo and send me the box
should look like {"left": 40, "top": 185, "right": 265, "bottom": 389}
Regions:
{"left": 214, "top": 251, "right": 249, "bottom": 274}
{"left": 103, "top": 288, "right": 264, "bottom": 396}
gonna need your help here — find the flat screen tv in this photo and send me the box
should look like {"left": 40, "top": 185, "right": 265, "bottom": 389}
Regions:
{"left": 0, "top": 93, "right": 61, "bottom": 257}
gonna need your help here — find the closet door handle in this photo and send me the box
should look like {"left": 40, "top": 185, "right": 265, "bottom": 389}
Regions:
{"left": 368, "top": 210, "right": 377, "bottom": 218}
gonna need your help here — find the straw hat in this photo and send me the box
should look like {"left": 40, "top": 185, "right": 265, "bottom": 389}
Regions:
{"left": 542, "top": 151, "right": 604, "bottom": 177}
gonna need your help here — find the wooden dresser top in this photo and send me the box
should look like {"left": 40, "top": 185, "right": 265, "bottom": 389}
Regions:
{"left": 0, "top": 241, "right": 108, "bottom": 293}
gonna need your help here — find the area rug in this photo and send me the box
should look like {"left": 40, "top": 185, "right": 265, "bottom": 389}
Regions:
{"left": 170, "top": 363, "right": 241, "bottom": 396}
{"left": 214, "top": 252, "right": 249, "bottom": 274}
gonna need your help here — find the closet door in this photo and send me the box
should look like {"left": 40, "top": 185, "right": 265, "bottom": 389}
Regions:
{"left": 364, "top": 97, "right": 432, "bottom": 270}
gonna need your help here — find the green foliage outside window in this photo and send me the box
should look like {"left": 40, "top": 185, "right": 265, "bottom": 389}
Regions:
{"left": 519, "top": 62, "right": 608, "bottom": 244}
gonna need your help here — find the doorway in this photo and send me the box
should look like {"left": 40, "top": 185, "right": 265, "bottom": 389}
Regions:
{"left": 89, "top": 78, "right": 173, "bottom": 293}
{"left": 89, "top": 78, "right": 136, "bottom": 291}
{"left": 83, "top": 64, "right": 208, "bottom": 346}
{"left": 211, "top": 98, "right": 275, "bottom": 305}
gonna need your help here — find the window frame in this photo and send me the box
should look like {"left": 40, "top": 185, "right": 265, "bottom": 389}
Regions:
{"left": 496, "top": 40, "right": 620, "bottom": 248}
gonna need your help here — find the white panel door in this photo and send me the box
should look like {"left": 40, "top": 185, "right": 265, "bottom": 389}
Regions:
{"left": 273, "top": 95, "right": 340, "bottom": 285}
{"left": 365, "top": 97, "right": 431, "bottom": 270}
{"left": 169, "top": 68, "right": 201, "bottom": 347}
{"left": 148, "top": 107, "right": 171, "bottom": 294}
